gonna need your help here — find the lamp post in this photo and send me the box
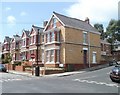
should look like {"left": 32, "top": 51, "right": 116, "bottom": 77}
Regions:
{"left": 35, "top": 32, "right": 40, "bottom": 76}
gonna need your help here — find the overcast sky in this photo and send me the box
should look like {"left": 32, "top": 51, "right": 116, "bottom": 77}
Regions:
{"left": 0, "top": 0, "right": 119, "bottom": 42}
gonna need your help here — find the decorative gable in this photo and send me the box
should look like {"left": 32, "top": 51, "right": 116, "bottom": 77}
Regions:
{"left": 21, "top": 32, "right": 26, "bottom": 38}
{"left": 30, "top": 28, "right": 35, "bottom": 36}
{"left": 44, "top": 14, "right": 63, "bottom": 32}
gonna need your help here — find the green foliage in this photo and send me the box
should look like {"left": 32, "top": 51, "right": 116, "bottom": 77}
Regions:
{"left": 14, "top": 62, "right": 21, "bottom": 66}
{"left": 106, "top": 19, "right": 120, "bottom": 43}
{"left": 3, "top": 53, "right": 12, "bottom": 64}
{"left": 94, "top": 23, "right": 105, "bottom": 40}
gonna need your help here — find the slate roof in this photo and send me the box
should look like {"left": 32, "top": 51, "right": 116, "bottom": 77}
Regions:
{"left": 22, "top": 29, "right": 30, "bottom": 37}
{"left": 53, "top": 12, "right": 100, "bottom": 34}
{"left": 4, "top": 36, "right": 11, "bottom": 43}
{"left": 13, "top": 34, "right": 21, "bottom": 41}
{"left": 101, "top": 40, "right": 110, "bottom": 45}
{"left": 32, "top": 25, "right": 44, "bottom": 33}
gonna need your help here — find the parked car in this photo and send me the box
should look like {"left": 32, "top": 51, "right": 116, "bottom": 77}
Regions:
{"left": 109, "top": 60, "right": 120, "bottom": 66}
{"left": 0, "top": 63, "right": 7, "bottom": 72}
{"left": 110, "top": 65, "right": 120, "bottom": 83}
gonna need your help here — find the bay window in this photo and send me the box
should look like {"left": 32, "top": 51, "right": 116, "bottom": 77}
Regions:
{"left": 46, "top": 51, "right": 49, "bottom": 62}
{"left": 50, "top": 50, "right": 54, "bottom": 62}
{"left": 56, "top": 50, "right": 60, "bottom": 63}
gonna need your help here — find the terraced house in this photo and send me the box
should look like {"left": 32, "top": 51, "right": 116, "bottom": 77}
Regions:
{"left": 10, "top": 35, "right": 21, "bottom": 64}
{"left": 1, "top": 12, "right": 107, "bottom": 72}
{"left": 29, "top": 25, "right": 44, "bottom": 66}
{"left": 43, "top": 12, "right": 101, "bottom": 71}
{"left": 2, "top": 36, "right": 11, "bottom": 63}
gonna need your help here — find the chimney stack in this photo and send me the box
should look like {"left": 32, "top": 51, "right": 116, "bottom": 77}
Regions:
{"left": 85, "top": 17, "right": 90, "bottom": 24}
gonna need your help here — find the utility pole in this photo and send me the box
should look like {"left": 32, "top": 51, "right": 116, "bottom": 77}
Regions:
{"left": 35, "top": 32, "right": 40, "bottom": 76}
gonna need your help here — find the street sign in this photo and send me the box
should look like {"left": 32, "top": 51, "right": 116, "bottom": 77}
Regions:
{"left": 31, "top": 53, "right": 35, "bottom": 59}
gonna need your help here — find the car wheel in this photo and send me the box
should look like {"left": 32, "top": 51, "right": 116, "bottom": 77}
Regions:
{"left": 110, "top": 76, "right": 115, "bottom": 82}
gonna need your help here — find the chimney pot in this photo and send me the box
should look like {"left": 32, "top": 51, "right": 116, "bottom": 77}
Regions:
{"left": 85, "top": 17, "right": 90, "bottom": 24}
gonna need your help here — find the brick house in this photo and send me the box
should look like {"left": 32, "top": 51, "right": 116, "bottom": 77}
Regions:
{"left": 10, "top": 34, "right": 22, "bottom": 64}
{"left": 20, "top": 30, "right": 30, "bottom": 62}
{"left": 112, "top": 41, "right": 120, "bottom": 61}
{"left": 43, "top": 12, "right": 101, "bottom": 70}
{"left": 29, "top": 25, "right": 44, "bottom": 66}
{"left": 101, "top": 40, "right": 111, "bottom": 61}
{"left": 2, "top": 36, "right": 11, "bottom": 62}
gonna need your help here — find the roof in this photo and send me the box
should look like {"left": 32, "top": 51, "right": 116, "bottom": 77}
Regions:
{"left": 114, "top": 41, "right": 120, "bottom": 45}
{"left": 101, "top": 40, "right": 111, "bottom": 45}
{"left": 22, "top": 29, "right": 30, "bottom": 37}
{"left": 4, "top": 36, "right": 11, "bottom": 43}
{"left": 53, "top": 12, "right": 100, "bottom": 34}
{"left": 12, "top": 34, "right": 21, "bottom": 42}
{"left": 32, "top": 25, "right": 44, "bottom": 33}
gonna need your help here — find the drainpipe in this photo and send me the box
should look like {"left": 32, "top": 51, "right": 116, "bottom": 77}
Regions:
{"left": 88, "top": 32, "right": 91, "bottom": 68}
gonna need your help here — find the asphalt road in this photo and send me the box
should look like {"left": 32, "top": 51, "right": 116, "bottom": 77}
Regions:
{"left": 1, "top": 66, "right": 120, "bottom": 93}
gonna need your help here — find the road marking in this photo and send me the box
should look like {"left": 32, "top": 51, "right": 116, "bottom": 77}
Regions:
{"left": 77, "top": 76, "right": 97, "bottom": 80}
{"left": 73, "top": 79, "right": 119, "bottom": 88}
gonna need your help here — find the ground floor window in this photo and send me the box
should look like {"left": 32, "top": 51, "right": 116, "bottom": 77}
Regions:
{"left": 92, "top": 52, "right": 97, "bottom": 63}
{"left": 50, "top": 50, "right": 54, "bottom": 62}
{"left": 56, "top": 50, "right": 60, "bottom": 63}
{"left": 45, "top": 49, "right": 60, "bottom": 63}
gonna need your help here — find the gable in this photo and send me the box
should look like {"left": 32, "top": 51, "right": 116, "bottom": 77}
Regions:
{"left": 44, "top": 15, "right": 63, "bottom": 32}
{"left": 21, "top": 32, "right": 26, "bottom": 38}
{"left": 30, "top": 28, "right": 35, "bottom": 35}
{"left": 11, "top": 38, "right": 15, "bottom": 43}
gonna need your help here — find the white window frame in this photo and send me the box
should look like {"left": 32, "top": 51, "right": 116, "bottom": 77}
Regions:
{"left": 56, "top": 50, "right": 60, "bottom": 63}
{"left": 83, "top": 31, "right": 87, "bottom": 44}
{"left": 47, "top": 33, "right": 50, "bottom": 43}
{"left": 51, "top": 32, "right": 55, "bottom": 42}
{"left": 53, "top": 17, "right": 57, "bottom": 28}
{"left": 50, "top": 50, "right": 54, "bottom": 62}
{"left": 92, "top": 52, "right": 97, "bottom": 64}
{"left": 42, "top": 35, "right": 44, "bottom": 43}
{"left": 46, "top": 51, "right": 49, "bottom": 62}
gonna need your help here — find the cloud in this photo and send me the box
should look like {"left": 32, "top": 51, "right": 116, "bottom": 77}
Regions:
{"left": 7, "top": 15, "right": 16, "bottom": 25}
{"left": 65, "top": 0, "right": 119, "bottom": 27}
{"left": 5, "top": 7, "right": 11, "bottom": 11}
{"left": 20, "top": 11, "right": 27, "bottom": 16}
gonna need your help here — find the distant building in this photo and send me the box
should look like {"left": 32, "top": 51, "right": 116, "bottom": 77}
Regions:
{"left": 112, "top": 40, "right": 120, "bottom": 61}
{"left": 118, "top": 1, "right": 120, "bottom": 20}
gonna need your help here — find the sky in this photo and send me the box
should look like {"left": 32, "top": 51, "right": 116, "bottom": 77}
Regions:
{"left": 0, "top": 0, "right": 119, "bottom": 42}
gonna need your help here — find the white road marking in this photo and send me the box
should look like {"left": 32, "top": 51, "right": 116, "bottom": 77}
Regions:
{"left": 73, "top": 79, "right": 119, "bottom": 88}
{"left": 77, "top": 76, "right": 97, "bottom": 80}
{"left": 0, "top": 78, "right": 32, "bottom": 83}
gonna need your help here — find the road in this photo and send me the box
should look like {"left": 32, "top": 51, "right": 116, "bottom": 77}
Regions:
{"left": 1, "top": 66, "right": 120, "bottom": 93}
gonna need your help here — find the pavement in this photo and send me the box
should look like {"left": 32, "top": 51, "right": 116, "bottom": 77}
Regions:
{"left": 7, "top": 63, "right": 110, "bottom": 77}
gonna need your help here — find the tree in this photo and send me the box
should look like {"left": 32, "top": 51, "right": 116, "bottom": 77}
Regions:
{"left": 94, "top": 23, "right": 105, "bottom": 40}
{"left": 4, "top": 53, "right": 12, "bottom": 64}
{"left": 106, "top": 19, "right": 120, "bottom": 43}
{"left": 105, "top": 19, "right": 120, "bottom": 53}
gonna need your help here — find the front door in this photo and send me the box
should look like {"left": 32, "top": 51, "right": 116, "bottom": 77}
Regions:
{"left": 83, "top": 50, "right": 87, "bottom": 64}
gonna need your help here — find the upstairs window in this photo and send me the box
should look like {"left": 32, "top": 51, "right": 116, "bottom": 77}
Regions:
{"left": 83, "top": 32, "right": 88, "bottom": 44}
{"left": 42, "top": 35, "right": 44, "bottom": 43}
{"left": 53, "top": 17, "right": 57, "bottom": 28}
{"left": 47, "top": 33, "right": 50, "bottom": 43}
{"left": 51, "top": 32, "right": 55, "bottom": 42}
{"left": 23, "top": 39, "right": 26, "bottom": 46}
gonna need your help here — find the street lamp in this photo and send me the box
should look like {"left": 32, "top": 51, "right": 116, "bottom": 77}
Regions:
{"left": 35, "top": 32, "right": 40, "bottom": 76}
